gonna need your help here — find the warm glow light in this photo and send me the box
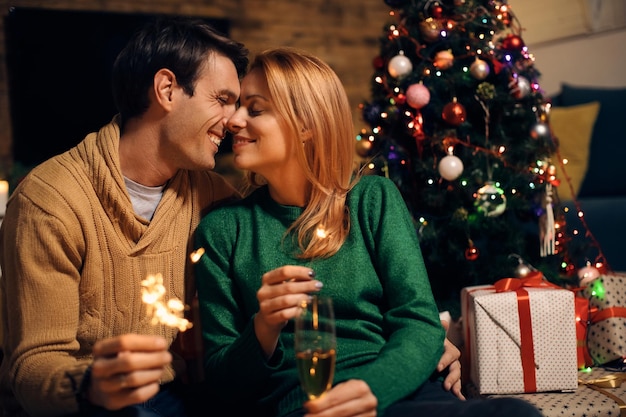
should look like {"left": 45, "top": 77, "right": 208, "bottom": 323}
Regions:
{"left": 141, "top": 273, "right": 192, "bottom": 332}
{"left": 316, "top": 226, "right": 328, "bottom": 239}
{"left": 190, "top": 247, "right": 205, "bottom": 263}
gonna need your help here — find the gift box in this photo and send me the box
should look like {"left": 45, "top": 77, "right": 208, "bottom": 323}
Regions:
{"left": 467, "top": 367, "right": 626, "bottom": 417}
{"left": 582, "top": 274, "right": 626, "bottom": 366}
{"left": 462, "top": 275, "right": 579, "bottom": 394}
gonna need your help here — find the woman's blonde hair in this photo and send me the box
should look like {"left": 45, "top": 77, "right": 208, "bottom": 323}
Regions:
{"left": 245, "top": 47, "right": 360, "bottom": 259}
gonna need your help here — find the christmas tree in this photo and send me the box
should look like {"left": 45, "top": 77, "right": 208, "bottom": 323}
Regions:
{"left": 357, "top": 0, "right": 578, "bottom": 315}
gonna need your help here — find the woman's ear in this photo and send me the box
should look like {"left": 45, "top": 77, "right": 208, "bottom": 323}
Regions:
{"left": 153, "top": 68, "right": 176, "bottom": 110}
{"left": 300, "top": 127, "right": 313, "bottom": 143}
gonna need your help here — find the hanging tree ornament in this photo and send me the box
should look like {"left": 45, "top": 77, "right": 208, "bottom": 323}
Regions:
{"left": 509, "top": 254, "right": 538, "bottom": 278}
{"left": 406, "top": 82, "right": 431, "bottom": 109}
{"left": 510, "top": 75, "right": 531, "bottom": 99}
{"left": 500, "top": 34, "right": 526, "bottom": 55}
{"left": 465, "top": 239, "right": 480, "bottom": 261}
{"left": 539, "top": 182, "right": 555, "bottom": 257}
{"left": 438, "top": 147, "right": 464, "bottom": 181}
{"left": 419, "top": 17, "right": 442, "bottom": 43}
{"left": 434, "top": 49, "right": 454, "bottom": 70}
{"left": 470, "top": 58, "right": 490, "bottom": 80}
{"left": 442, "top": 98, "right": 466, "bottom": 126}
{"left": 388, "top": 50, "right": 413, "bottom": 78}
{"left": 578, "top": 261, "right": 600, "bottom": 286}
{"left": 474, "top": 182, "right": 507, "bottom": 217}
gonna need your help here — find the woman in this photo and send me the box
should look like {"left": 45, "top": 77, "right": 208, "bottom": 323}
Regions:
{"left": 194, "top": 48, "right": 542, "bottom": 417}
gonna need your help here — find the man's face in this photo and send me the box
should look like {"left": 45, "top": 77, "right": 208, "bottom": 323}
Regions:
{"left": 163, "top": 53, "right": 241, "bottom": 171}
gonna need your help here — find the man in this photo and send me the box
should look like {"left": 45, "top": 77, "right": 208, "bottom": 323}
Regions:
{"left": 0, "top": 17, "right": 461, "bottom": 417}
{"left": 0, "top": 18, "right": 247, "bottom": 417}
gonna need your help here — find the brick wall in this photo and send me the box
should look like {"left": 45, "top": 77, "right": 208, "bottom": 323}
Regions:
{"left": 0, "top": 0, "right": 390, "bottom": 175}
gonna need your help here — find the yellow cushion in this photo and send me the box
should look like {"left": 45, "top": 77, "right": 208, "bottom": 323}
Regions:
{"left": 550, "top": 101, "right": 600, "bottom": 201}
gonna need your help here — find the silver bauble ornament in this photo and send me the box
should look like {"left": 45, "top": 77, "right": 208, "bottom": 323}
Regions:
{"left": 474, "top": 182, "right": 507, "bottom": 217}
{"left": 470, "top": 58, "right": 490, "bottom": 80}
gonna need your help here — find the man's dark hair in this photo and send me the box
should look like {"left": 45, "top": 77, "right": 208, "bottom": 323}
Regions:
{"left": 112, "top": 17, "right": 248, "bottom": 125}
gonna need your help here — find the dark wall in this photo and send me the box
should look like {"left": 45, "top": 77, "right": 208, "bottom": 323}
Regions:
{"left": 4, "top": 7, "right": 228, "bottom": 166}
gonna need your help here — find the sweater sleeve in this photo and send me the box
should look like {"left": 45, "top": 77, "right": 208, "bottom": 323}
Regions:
{"left": 1, "top": 190, "right": 90, "bottom": 416}
{"left": 194, "top": 208, "right": 282, "bottom": 405}
{"left": 334, "top": 176, "right": 446, "bottom": 413}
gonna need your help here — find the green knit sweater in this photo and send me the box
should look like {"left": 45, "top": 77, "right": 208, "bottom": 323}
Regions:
{"left": 194, "top": 175, "right": 445, "bottom": 417}
{"left": 0, "top": 119, "right": 238, "bottom": 417}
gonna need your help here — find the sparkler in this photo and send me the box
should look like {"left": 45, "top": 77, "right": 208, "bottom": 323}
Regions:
{"left": 141, "top": 273, "right": 192, "bottom": 332}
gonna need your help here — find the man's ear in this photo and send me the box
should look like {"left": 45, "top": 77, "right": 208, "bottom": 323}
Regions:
{"left": 153, "top": 68, "right": 177, "bottom": 110}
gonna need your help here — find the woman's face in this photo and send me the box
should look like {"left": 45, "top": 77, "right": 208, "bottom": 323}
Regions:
{"left": 226, "top": 68, "right": 299, "bottom": 180}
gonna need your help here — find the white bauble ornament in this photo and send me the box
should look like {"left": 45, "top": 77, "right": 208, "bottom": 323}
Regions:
{"left": 388, "top": 51, "right": 413, "bottom": 78}
{"left": 406, "top": 83, "right": 431, "bottom": 109}
{"left": 474, "top": 182, "right": 507, "bottom": 217}
{"left": 438, "top": 154, "right": 464, "bottom": 181}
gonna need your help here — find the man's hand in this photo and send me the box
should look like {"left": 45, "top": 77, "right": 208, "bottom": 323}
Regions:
{"left": 303, "top": 379, "right": 377, "bottom": 417}
{"left": 437, "top": 320, "right": 465, "bottom": 400}
{"left": 88, "top": 334, "right": 172, "bottom": 410}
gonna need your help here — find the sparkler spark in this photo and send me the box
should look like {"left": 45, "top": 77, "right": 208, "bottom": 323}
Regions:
{"left": 141, "top": 273, "right": 192, "bottom": 332}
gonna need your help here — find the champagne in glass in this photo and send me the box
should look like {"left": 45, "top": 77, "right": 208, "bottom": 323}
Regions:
{"left": 295, "top": 295, "right": 336, "bottom": 400}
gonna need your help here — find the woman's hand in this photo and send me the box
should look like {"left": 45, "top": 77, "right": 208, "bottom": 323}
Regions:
{"left": 303, "top": 379, "right": 377, "bottom": 417}
{"left": 437, "top": 320, "right": 465, "bottom": 400}
{"left": 254, "top": 265, "right": 322, "bottom": 357}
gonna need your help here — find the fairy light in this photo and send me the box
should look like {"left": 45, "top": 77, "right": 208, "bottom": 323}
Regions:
{"left": 141, "top": 273, "right": 192, "bottom": 332}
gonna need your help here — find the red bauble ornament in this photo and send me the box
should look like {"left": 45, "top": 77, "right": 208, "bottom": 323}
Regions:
{"left": 442, "top": 99, "right": 466, "bottom": 126}
{"left": 465, "top": 245, "right": 479, "bottom": 261}
{"left": 430, "top": 2, "right": 443, "bottom": 18}
{"left": 500, "top": 34, "right": 525, "bottom": 54}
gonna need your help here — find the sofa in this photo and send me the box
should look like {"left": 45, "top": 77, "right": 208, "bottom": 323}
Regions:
{"left": 549, "top": 83, "right": 626, "bottom": 273}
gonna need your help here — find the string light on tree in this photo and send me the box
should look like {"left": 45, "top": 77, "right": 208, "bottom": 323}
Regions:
{"left": 356, "top": 0, "right": 603, "bottom": 314}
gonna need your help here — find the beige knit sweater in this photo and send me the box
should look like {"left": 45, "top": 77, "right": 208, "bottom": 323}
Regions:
{"left": 0, "top": 119, "right": 238, "bottom": 417}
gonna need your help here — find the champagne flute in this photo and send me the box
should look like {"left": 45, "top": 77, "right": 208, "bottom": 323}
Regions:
{"left": 294, "top": 295, "right": 336, "bottom": 400}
